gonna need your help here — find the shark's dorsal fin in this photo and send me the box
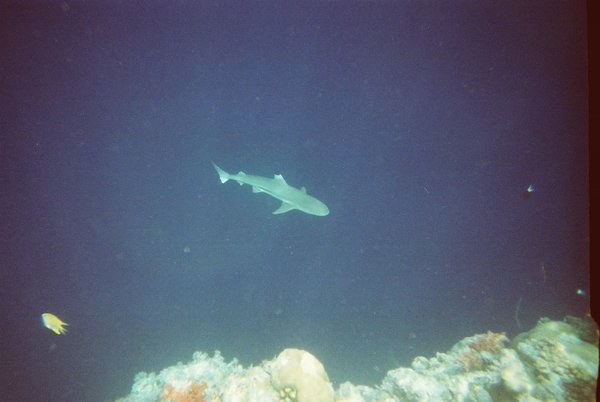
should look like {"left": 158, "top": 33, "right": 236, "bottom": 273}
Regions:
{"left": 274, "top": 174, "right": 287, "bottom": 184}
{"left": 273, "top": 202, "right": 295, "bottom": 214}
{"left": 300, "top": 186, "right": 307, "bottom": 193}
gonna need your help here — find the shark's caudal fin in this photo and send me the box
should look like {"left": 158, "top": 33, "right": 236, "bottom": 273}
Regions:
{"left": 212, "top": 162, "right": 230, "bottom": 183}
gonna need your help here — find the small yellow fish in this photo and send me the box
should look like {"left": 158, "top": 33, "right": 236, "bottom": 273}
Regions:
{"left": 41, "top": 313, "right": 68, "bottom": 335}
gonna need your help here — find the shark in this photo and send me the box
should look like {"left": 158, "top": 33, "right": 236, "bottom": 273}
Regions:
{"left": 212, "top": 163, "right": 329, "bottom": 216}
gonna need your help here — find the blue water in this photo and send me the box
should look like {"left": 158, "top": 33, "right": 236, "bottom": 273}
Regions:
{"left": 1, "top": 2, "right": 589, "bottom": 401}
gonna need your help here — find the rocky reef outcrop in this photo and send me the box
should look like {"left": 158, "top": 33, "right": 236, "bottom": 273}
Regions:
{"left": 115, "top": 316, "right": 597, "bottom": 402}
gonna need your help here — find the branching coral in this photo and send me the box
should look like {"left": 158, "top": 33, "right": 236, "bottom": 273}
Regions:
{"left": 160, "top": 382, "right": 208, "bottom": 402}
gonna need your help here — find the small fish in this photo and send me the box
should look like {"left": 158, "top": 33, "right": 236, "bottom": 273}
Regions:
{"left": 41, "top": 313, "right": 68, "bottom": 335}
{"left": 522, "top": 184, "right": 536, "bottom": 200}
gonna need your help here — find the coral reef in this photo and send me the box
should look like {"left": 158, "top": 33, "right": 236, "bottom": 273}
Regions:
{"left": 453, "top": 331, "right": 508, "bottom": 372}
{"left": 268, "top": 348, "right": 334, "bottom": 402}
{"left": 511, "top": 317, "right": 598, "bottom": 401}
{"left": 115, "top": 316, "right": 598, "bottom": 402}
{"left": 160, "top": 382, "right": 207, "bottom": 402}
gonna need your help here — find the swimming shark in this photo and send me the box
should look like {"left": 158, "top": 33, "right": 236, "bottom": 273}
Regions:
{"left": 212, "top": 163, "right": 329, "bottom": 216}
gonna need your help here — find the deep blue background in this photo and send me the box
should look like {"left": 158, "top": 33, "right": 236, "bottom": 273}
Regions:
{"left": 1, "top": 2, "right": 588, "bottom": 401}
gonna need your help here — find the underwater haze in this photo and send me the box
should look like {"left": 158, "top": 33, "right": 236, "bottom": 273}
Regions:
{"left": 0, "top": 1, "right": 589, "bottom": 401}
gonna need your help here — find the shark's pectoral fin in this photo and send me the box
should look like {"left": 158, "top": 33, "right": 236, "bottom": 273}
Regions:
{"left": 273, "top": 202, "right": 296, "bottom": 215}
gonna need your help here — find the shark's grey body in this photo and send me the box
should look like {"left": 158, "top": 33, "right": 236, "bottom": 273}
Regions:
{"left": 212, "top": 163, "right": 329, "bottom": 216}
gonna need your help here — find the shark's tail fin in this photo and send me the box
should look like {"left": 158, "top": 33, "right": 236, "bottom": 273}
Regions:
{"left": 212, "top": 162, "right": 230, "bottom": 183}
